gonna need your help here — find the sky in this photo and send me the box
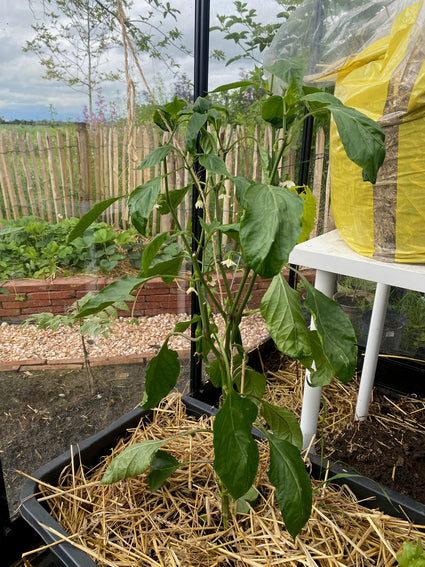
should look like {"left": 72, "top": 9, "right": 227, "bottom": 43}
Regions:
{"left": 0, "top": 0, "right": 284, "bottom": 122}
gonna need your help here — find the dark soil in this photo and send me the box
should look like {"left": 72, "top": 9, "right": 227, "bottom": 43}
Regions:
{"left": 324, "top": 391, "right": 425, "bottom": 505}
{"left": 0, "top": 359, "right": 190, "bottom": 516}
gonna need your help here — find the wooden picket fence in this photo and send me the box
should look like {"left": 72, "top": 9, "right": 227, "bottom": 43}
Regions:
{"left": 0, "top": 123, "right": 332, "bottom": 236}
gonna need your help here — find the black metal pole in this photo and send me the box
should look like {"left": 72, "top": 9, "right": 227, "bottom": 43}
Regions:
{"left": 190, "top": 0, "right": 210, "bottom": 397}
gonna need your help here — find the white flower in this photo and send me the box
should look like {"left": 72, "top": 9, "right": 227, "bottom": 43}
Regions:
{"left": 221, "top": 258, "right": 237, "bottom": 268}
{"left": 281, "top": 180, "right": 296, "bottom": 188}
{"left": 186, "top": 286, "right": 198, "bottom": 295}
{"left": 195, "top": 198, "right": 204, "bottom": 209}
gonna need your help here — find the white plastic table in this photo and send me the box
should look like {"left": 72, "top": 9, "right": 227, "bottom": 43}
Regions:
{"left": 288, "top": 229, "right": 425, "bottom": 449}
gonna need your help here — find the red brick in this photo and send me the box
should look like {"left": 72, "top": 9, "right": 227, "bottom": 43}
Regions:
{"left": 0, "top": 308, "right": 22, "bottom": 317}
{"left": 47, "top": 357, "right": 85, "bottom": 365}
{"left": 0, "top": 362, "right": 21, "bottom": 371}
{"left": 51, "top": 278, "right": 99, "bottom": 291}
{"left": 45, "top": 362, "right": 85, "bottom": 370}
{"left": 13, "top": 299, "right": 53, "bottom": 309}
{"left": 29, "top": 290, "right": 76, "bottom": 301}
{"left": 6, "top": 280, "right": 50, "bottom": 293}
{"left": 16, "top": 358, "right": 47, "bottom": 367}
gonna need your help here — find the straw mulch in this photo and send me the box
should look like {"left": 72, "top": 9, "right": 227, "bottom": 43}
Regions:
{"left": 24, "top": 392, "right": 425, "bottom": 567}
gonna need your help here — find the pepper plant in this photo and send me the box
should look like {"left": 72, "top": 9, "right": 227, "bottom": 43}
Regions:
{"left": 65, "top": 65, "right": 385, "bottom": 539}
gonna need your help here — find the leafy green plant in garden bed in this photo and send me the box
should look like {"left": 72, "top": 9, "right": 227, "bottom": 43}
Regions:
{"left": 0, "top": 216, "right": 136, "bottom": 279}
{"left": 31, "top": 61, "right": 385, "bottom": 539}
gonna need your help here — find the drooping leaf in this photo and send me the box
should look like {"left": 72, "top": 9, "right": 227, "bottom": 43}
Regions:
{"left": 261, "top": 274, "right": 311, "bottom": 359}
{"left": 266, "top": 434, "right": 312, "bottom": 540}
{"left": 174, "top": 315, "right": 200, "bottom": 334}
{"left": 142, "top": 342, "right": 180, "bottom": 410}
{"left": 129, "top": 177, "right": 162, "bottom": 236}
{"left": 100, "top": 439, "right": 166, "bottom": 484}
{"left": 213, "top": 390, "right": 259, "bottom": 500}
{"left": 67, "top": 197, "right": 123, "bottom": 243}
{"left": 302, "top": 91, "right": 385, "bottom": 184}
{"left": 199, "top": 154, "right": 230, "bottom": 177}
{"left": 233, "top": 365, "right": 266, "bottom": 402}
{"left": 240, "top": 185, "right": 304, "bottom": 278}
{"left": 205, "top": 358, "right": 223, "bottom": 388}
{"left": 301, "top": 329, "right": 335, "bottom": 388}
{"left": 148, "top": 450, "right": 181, "bottom": 492}
{"left": 75, "top": 276, "right": 146, "bottom": 318}
{"left": 185, "top": 112, "right": 208, "bottom": 154}
{"left": 260, "top": 402, "right": 303, "bottom": 451}
{"left": 304, "top": 281, "right": 357, "bottom": 383}
{"left": 136, "top": 146, "right": 173, "bottom": 170}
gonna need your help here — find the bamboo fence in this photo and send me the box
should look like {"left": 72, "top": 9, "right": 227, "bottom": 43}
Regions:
{"left": 0, "top": 123, "right": 332, "bottom": 235}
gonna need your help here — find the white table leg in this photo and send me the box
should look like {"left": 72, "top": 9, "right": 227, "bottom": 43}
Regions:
{"left": 300, "top": 269, "right": 336, "bottom": 450}
{"left": 355, "top": 282, "right": 390, "bottom": 420}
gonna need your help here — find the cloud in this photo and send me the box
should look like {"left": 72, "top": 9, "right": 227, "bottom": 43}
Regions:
{"left": 1, "top": 0, "right": 283, "bottom": 120}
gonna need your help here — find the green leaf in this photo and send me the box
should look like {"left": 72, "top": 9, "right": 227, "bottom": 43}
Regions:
{"left": 233, "top": 365, "right": 266, "bottom": 402}
{"left": 397, "top": 539, "right": 425, "bottom": 567}
{"left": 205, "top": 358, "right": 223, "bottom": 388}
{"left": 100, "top": 439, "right": 165, "bottom": 484}
{"left": 148, "top": 450, "right": 181, "bottom": 492}
{"left": 156, "top": 186, "right": 190, "bottom": 215}
{"left": 142, "top": 342, "right": 180, "bottom": 410}
{"left": 261, "top": 274, "right": 311, "bottom": 359}
{"left": 210, "top": 80, "right": 255, "bottom": 93}
{"left": 266, "top": 434, "right": 312, "bottom": 540}
{"left": 67, "top": 197, "right": 123, "bottom": 243}
{"left": 193, "top": 97, "right": 212, "bottom": 114}
{"left": 302, "top": 91, "right": 385, "bottom": 184}
{"left": 236, "top": 486, "right": 259, "bottom": 514}
{"left": 301, "top": 330, "right": 335, "bottom": 388}
{"left": 304, "top": 281, "right": 357, "bottom": 383}
{"left": 287, "top": 186, "right": 316, "bottom": 243}
{"left": 199, "top": 154, "right": 230, "bottom": 177}
{"left": 240, "top": 185, "right": 304, "bottom": 278}
{"left": 137, "top": 146, "right": 173, "bottom": 170}
{"left": 142, "top": 232, "right": 168, "bottom": 275}
{"left": 153, "top": 108, "right": 174, "bottom": 131}
{"left": 129, "top": 177, "right": 162, "bottom": 235}
{"left": 219, "top": 223, "right": 240, "bottom": 243}
{"left": 174, "top": 316, "right": 200, "bottom": 334}
{"left": 213, "top": 390, "right": 259, "bottom": 500}
{"left": 261, "top": 95, "right": 284, "bottom": 129}
{"left": 232, "top": 176, "right": 253, "bottom": 209}
{"left": 144, "top": 243, "right": 184, "bottom": 285}
{"left": 265, "top": 56, "right": 306, "bottom": 94}
{"left": 260, "top": 402, "right": 303, "bottom": 451}
{"left": 185, "top": 112, "right": 208, "bottom": 154}
{"left": 75, "top": 276, "right": 146, "bottom": 318}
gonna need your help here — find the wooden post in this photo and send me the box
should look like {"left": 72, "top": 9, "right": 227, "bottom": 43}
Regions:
{"left": 36, "top": 132, "right": 54, "bottom": 223}
{"left": 18, "top": 134, "right": 38, "bottom": 217}
{"left": 45, "top": 131, "right": 62, "bottom": 220}
{"left": 75, "top": 122, "right": 92, "bottom": 216}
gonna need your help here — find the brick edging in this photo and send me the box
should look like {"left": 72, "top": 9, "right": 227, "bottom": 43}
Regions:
{"left": 0, "top": 269, "right": 315, "bottom": 323}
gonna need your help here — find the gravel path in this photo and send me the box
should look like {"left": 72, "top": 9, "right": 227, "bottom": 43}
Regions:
{"left": 0, "top": 312, "right": 269, "bottom": 363}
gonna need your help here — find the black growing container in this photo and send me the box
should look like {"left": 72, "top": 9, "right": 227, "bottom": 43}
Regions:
{"left": 19, "top": 396, "right": 425, "bottom": 567}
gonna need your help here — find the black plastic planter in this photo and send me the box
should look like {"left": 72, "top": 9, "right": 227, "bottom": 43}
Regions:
{"left": 19, "top": 396, "right": 425, "bottom": 567}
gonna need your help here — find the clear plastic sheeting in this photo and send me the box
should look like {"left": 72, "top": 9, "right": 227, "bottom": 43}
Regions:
{"left": 264, "top": 0, "right": 425, "bottom": 264}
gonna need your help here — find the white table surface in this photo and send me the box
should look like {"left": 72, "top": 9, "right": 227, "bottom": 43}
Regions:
{"left": 289, "top": 229, "right": 425, "bottom": 292}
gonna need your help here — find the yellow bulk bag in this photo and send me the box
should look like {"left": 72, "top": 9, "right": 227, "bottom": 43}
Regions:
{"left": 330, "top": 1, "right": 425, "bottom": 263}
